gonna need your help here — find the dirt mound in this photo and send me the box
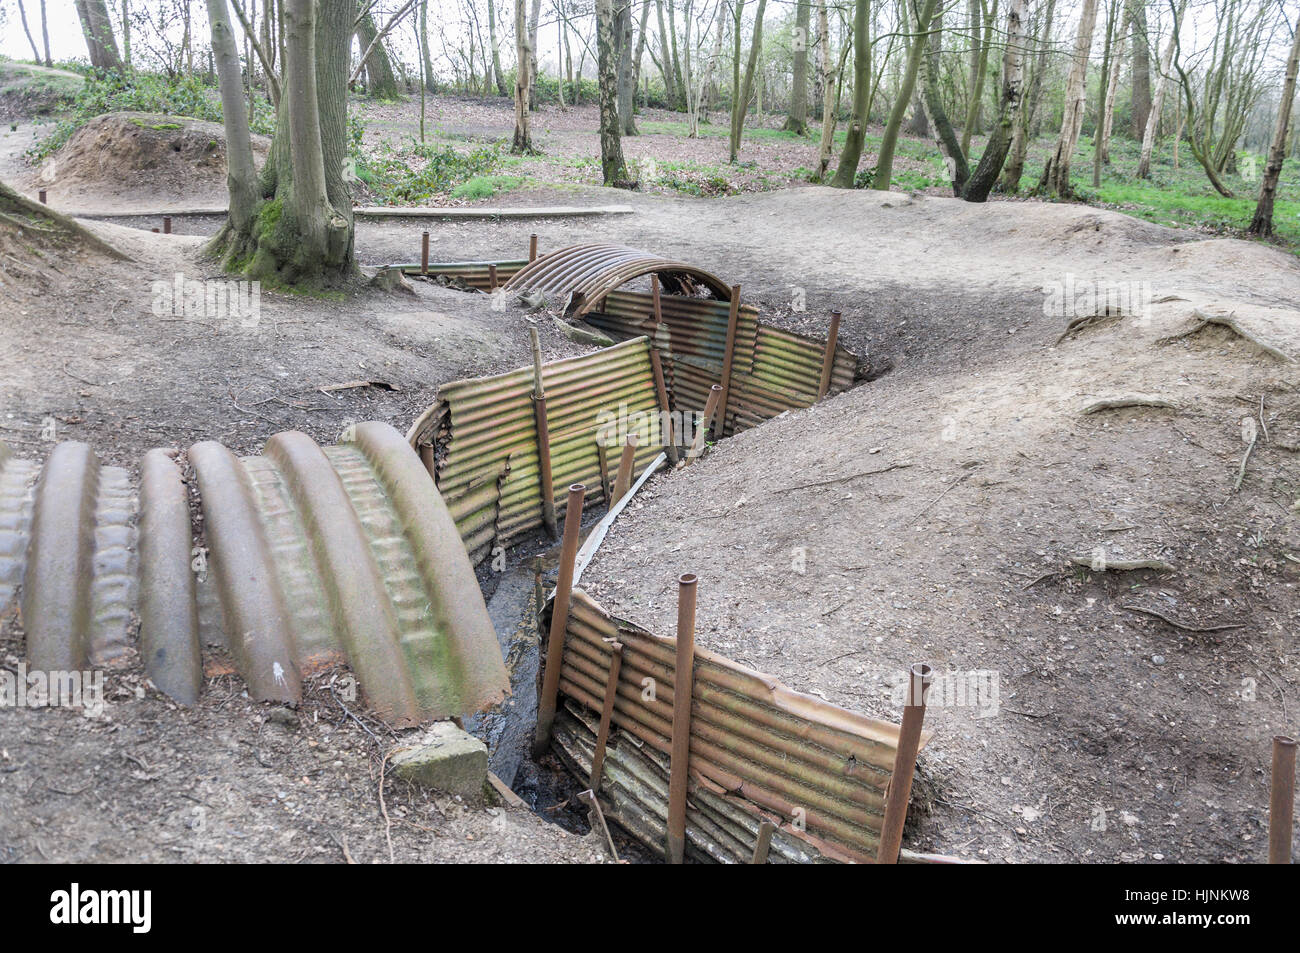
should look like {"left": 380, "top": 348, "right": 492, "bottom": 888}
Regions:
{"left": 39, "top": 111, "right": 268, "bottom": 209}
{"left": 0, "top": 62, "right": 81, "bottom": 124}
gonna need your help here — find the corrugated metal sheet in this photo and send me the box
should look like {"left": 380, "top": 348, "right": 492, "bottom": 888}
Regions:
{"left": 585, "top": 290, "right": 857, "bottom": 436}
{"left": 0, "top": 424, "right": 508, "bottom": 725}
{"left": 501, "top": 243, "right": 731, "bottom": 316}
{"left": 400, "top": 259, "right": 527, "bottom": 291}
{"left": 407, "top": 338, "right": 665, "bottom": 562}
{"left": 553, "top": 589, "right": 930, "bottom": 864}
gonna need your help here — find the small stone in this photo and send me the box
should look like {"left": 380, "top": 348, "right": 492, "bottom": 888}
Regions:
{"left": 1152, "top": 655, "right": 1166, "bottom": 666}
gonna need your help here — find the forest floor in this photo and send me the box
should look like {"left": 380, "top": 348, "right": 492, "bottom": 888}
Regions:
{"left": 1, "top": 86, "right": 1299, "bottom": 863}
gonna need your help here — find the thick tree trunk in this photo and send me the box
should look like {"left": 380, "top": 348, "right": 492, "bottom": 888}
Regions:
{"left": 961, "top": 0, "right": 1026, "bottom": 200}
{"left": 830, "top": 0, "right": 874, "bottom": 188}
{"left": 860, "top": 0, "right": 937, "bottom": 190}
{"left": 1137, "top": 0, "right": 1184, "bottom": 178}
{"left": 1039, "top": 0, "right": 1099, "bottom": 197}
{"left": 783, "top": 0, "right": 811, "bottom": 133}
{"left": 729, "top": 0, "right": 769, "bottom": 162}
{"left": 1129, "top": 0, "right": 1151, "bottom": 138}
{"left": 488, "top": 0, "right": 510, "bottom": 96}
{"left": 815, "top": 0, "right": 837, "bottom": 173}
{"left": 356, "top": 14, "right": 401, "bottom": 99}
{"left": 597, "top": 0, "right": 631, "bottom": 184}
{"left": 1248, "top": 10, "right": 1300, "bottom": 235}
{"left": 209, "top": 0, "right": 354, "bottom": 285}
{"left": 1002, "top": 0, "right": 1054, "bottom": 192}
{"left": 75, "top": 0, "right": 124, "bottom": 72}
{"left": 513, "top": 0, "right": 534, "bottom": 151}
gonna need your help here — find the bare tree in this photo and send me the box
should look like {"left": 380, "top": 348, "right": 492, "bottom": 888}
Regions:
{"left": 729, "top": 0, "right": 769, "bottom": 162}
{"left": 859, "top": 0, "right": 939, "bottom": 190}
{"left": 597, "top": 0, "right": 631, "bottom": 183}
{"left": 16, "top": 0, "right": 42, "bottom": 64}
{"left": 1129, "top": 0, "right": 1152, "bottom": 138}
{"left": 1137, "top": 0, "right": 1184, "bottom": 177}
{"left": 75, "top": 0, "right": 125, "bottom": 71}
{"left": 783, "top": 0, "right": 811, "bottom": 133}
{"left": 1249, "top": 8, "right": 1300, "bottom": 235}
{"left": 1002, "top": 0, "right": 1056, "bottom": 192}
{"left": 488, "top": 0, "right": 510, "bottom": 95}
{"left": 1038, "top": 0, "right": 1099, "bottom": 196}
{"left": 513, "top": 0, "right": 535, "bottom": 151}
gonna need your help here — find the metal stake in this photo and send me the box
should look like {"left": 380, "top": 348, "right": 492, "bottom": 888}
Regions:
{"left": 818, "top": 310, "right": 842, "bottom": 398}
{"left": 876, "top": 662, "right": 933, "bottom": 864}
{"left": 612, "top": 433, "right": 638, "bottom": 503}
{"left": 685, "top": 385, "right": 723, "bottom": 465}
{"left": 530, "top": 327, "right": 558, "bottom": 538}
{"left": 717, "top": 285, "right": 741, "bottom": 438}
{"left": 421, "top": 231, "right": 429, "bottom": 275}
{"left": 667, "top": 572, "right": 698, "bottom": 864}
{"left": 751, "top": 820, "right": 776, "bottom": 864}
{"left": 589, "top": 641, "right": 624, "bottom": 791}
{"left": 533, "top": 484, "right": 586, "bottom": 756}
{"left": 1270, "top": 735, "right": 1296, "bottom": 864}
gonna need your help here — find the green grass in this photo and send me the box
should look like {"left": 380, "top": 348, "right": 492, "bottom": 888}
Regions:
{"left": 450, "top": 174, "right": 525, "bottom": 200}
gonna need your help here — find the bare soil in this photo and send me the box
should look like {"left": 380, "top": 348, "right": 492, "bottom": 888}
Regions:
{"left": 2, "top": 106, "right": 1299, "bottom": 863}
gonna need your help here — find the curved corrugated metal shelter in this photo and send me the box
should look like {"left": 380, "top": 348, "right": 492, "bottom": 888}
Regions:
{"left": 501, "top": 243, "right": 731, "bottom": 317}
{"left": 0, "top": 423, "right": 508, "bottom": 725}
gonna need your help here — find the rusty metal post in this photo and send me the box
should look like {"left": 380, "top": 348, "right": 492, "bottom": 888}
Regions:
{"left": 529, "top": 327, "right": 558, "bottom": 538}
{"left": 529, "top": 233, "right": 538, "bottom": 262}
{"left": 163, "top": 216, "right": 172, "bottom": 235}
{"left": 818, "top": 310, "right": 842, "bottom": 398}
{"left": 534, "top": 483, "right": 586, "bottom": 756}
{"left": 751, "top": 820, "right": 776, "bottom": 864}
{"left": 38, "top": 190, "right": 46, "bottom": 204}
{"left": 648, "top": 349, "right": 679, "bottom": 464}
{"left": 877, "top": 662, "right": 933, "bottom": 864}
{"left": 589, "top": 641, "right": 624, "bottom": 791}
{"left": 667, "top": 572, "right": 698, "bottom": 864}
{"left": 612, "top": 433, "right": 638, "bottom": 503}
{"left": 651, "top": 274, "right": 663, "bottom": 325}
{"left": 488, "top": 263, "right": 499, "bottom": 292}
{"left": 1270, "top": 735, "right": 1296, "bottom": 864}
{"left": 685, "top": 384, "right": 723, "bottom": 465}
{"left": 421, "top": 232, "right": 429, "bottom": 275}
{"left": 717, "top": 285, "right": 742, "bottom": 438}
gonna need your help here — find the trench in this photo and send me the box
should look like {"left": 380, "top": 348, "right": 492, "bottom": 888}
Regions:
{"left": 410, "top": 244, "right": 903, "bottom": 864}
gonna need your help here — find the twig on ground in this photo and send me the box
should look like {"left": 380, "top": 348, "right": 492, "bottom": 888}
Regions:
{"left": 1070, "top": 555, "right": 1174, "bottom": 573}
{"left": 1080, "top": 395, "right": 1176, "bottom": 415}
{"left": 778, "top": 462, "right": 912, "bottom": 492}
{"left": 1234, "top": 418, "right": 1260, "bottom": 493}
{"left": 378, "top": 749, "right": 395, "bottom": 863}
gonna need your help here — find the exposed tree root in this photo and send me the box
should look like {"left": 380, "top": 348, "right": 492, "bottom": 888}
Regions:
{"left": 1120, "top": 603, "right": 1245, "bottom": 633}
{"left": 1055, "top": 312, "right": 1122, "bottom": 346}
{"left": 1157, "top": 309, "right": 1295, "bottom": 363}
{"left": 1070, "top": 555, "right": 1174, "bottom": 572}
{"left": 1080, "top": 395, "right": 1177, "bottom": 415}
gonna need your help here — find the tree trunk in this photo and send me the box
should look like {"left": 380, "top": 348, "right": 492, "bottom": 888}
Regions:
{"left": 1098, "top": 22, "right": 1126, "bottom": 167}
{"left": 920, "top": 5, "right": 971, "bottom": 194}
{"left": 488, "top": 0, "right": 510, "bottom": 96}
{"left": 860, "top": 0, "right": 937, "bottom": 190}
{"left": 528, "top": 0, "right": 543, "bottom": 108}
{"left": 830, "top": 0, "right": 873, "bottom": 188}
{"left": 513, "top": 0, "right": 534, "bottom": 151}
{"left": 655, "top": 0, "right": 679, "bottom": 106}
{"left": 783, "top": 0, "right": 811, "bottom": 133}
{"left": 1039, "top": 0, "right": 1099, "bottom": 197}
{"left": 208, "top": 0, "right": 354, "bottom": 285}
{"left": 597, "top": 0, "right": 631, "bottom": 184}
{"left": 205, "top": 0, "right": 259, "bottom": 250}
{"left": 631, "top": 0, "right": 652, "bottom": 115}
{"left": 17, "top": 0, "right": 42, "bottom": 64}
{"left": 815, "top": 0, "right": 838, "bottom": 174}
{"left": 1129, "top": 0, "right": 1151, "bottom": 138}
{"left": 1000, "top": 0, "right": 1054, "bottom": 192}
{"left": 618, "top": 0, "right": 638, "bottom": 133}
{"left": 39, "top": 0, "right": 52, "bottom": 66}
{"left": 1137, "top": 0, "right": 1184, "bottom": 178}
{"left": 729, "top": 0, "right": 769, "bottom": 162}
{"left": 356, "top": 13, "right": 401, "bottom": 99}
{"left": 694, "top": 0, "right": 726, "bottom": 128}
{"left": 961, "top": 0, "right": 1026, "bottom": 200}
{"left": 1091, "top": 0, "right": 1119, "bottom": 188}
{"left": 1248, "top": 9, "right": 1300, "bottom": 235}
{"left": 961, "top": 0, "right": 996, "bottom": 154}
{"left": 666, "top": 0, "right": 686, "bottom": 108}
{"left": 75, "top": 0, "right": 124, "bottom": 72}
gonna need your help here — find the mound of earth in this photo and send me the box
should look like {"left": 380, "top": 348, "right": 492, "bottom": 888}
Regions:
{"left": 0, "top": 62, "right": 81, "bottom": 124}
{"left": 35, "top": 111, "right": 268, "bottom": 211}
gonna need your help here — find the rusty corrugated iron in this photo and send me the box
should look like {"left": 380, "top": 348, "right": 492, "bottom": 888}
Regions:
{"left": 501, "top": 243, "right": 731, "bottom": 317}
{"left": 0, "top": 424, "right": 508, "bottom": 724}
{"left": 407, "top": 338, "right": 664, "bottom": 563}
{"left": 399, "top": 259, "right": 527, "bottom": 291}
{"left": 552, "top": 588, "right": 931, "bottom": 864}
{"left": 585, "top": 290, "right": 857, "bottom": 435}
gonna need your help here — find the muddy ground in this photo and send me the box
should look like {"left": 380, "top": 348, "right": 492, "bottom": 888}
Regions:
{"left": 2, "top": 108, "right": 1299, "bottom": 862}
